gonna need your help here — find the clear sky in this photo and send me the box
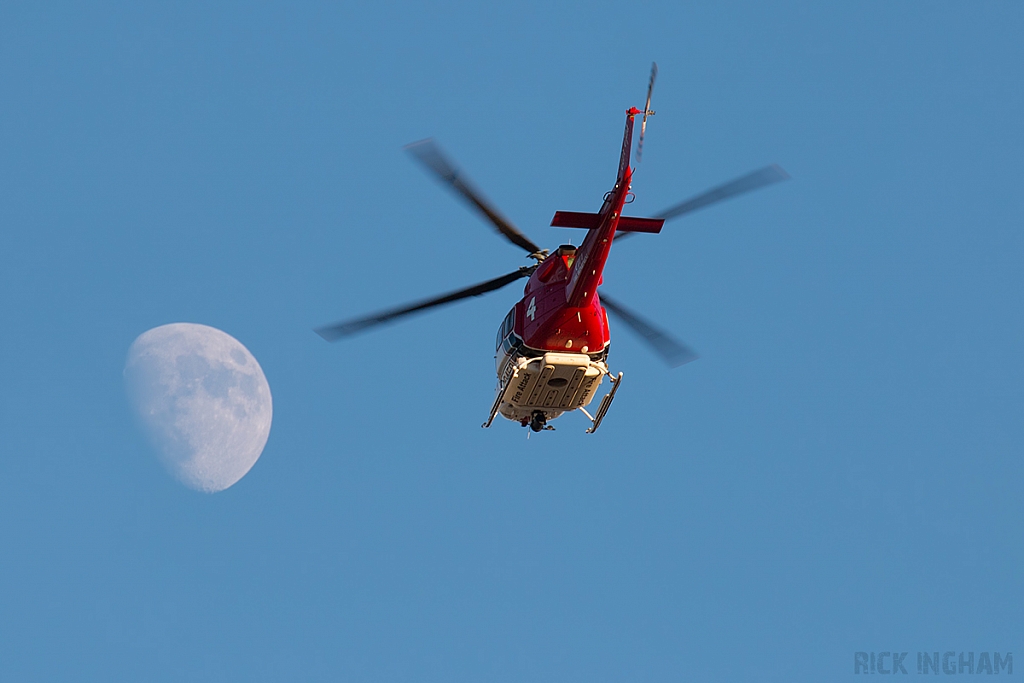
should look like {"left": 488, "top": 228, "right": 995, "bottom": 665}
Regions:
{"left": 1, "top": 2, "right": 1023, "bottom": 680}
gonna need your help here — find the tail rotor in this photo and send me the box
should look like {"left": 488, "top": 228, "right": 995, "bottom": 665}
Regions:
{"left": 637, "top": 62, "right": 658, "bottom": 163}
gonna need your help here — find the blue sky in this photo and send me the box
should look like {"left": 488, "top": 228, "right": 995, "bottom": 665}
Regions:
{"left": 1, "top": 1, "right": 1023, "bottom": 680}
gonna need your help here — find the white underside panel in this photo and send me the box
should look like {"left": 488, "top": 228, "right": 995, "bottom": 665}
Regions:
{"left": 496, "top": 352, "right": 607, "bottom": 423}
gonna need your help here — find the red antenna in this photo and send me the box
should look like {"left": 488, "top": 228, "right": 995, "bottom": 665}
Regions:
{"left": 636, "top": 62, "right": 658, "bottom": 163}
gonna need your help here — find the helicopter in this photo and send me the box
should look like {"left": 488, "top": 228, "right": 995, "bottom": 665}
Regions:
{"left": 316, "top": 64, "right": 788, "bottom": 433}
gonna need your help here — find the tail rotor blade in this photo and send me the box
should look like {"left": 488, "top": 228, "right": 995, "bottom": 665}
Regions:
{"left": 600, "top": 291, "right": 698, "bottom": 367}
{"left": 404, "top": 139, "right": 544, "bottom": 257}
{"left": 637, "top": 62, "right": 658, "bottom": 163}
{"left": 316, "top": 266, "right": 535, "bottom": 341}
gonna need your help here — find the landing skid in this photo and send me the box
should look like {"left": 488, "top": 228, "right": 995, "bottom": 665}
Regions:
{"left": 482, "top": 385, "right": 504, "bottom": 428}
{"left": 581, "top": 371, "right": 623, "bottom": 433}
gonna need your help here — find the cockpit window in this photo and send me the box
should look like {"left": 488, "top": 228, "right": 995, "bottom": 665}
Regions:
{"left": 496, "top": 307, "right": 516, "bottom": 350}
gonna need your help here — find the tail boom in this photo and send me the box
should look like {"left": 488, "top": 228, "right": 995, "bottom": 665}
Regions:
{"left": 564, "top": 168, "right": 632, "bottom": 307}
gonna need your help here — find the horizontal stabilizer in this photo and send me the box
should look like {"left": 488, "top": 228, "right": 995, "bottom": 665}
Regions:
{"left": 551, "top": 211, "right": 601, "bottom": 229}
{"left": 550, "top": 211, "right": 664, "bottom": 234}
{"left": 616, "top": 216, "right": 664, "bottom": 233}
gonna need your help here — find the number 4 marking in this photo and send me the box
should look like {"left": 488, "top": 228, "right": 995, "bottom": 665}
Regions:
{"left": 526, "top": 297, "right": 536, "bottom": 321}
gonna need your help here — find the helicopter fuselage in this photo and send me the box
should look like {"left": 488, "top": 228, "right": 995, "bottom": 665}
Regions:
{"left": 489, "top": 162, "right": 636, "bottom": 430}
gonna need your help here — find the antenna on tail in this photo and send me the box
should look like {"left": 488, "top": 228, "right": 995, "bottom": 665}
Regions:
{"left": 636, "top": 62, "right": 658, "bottom": 163}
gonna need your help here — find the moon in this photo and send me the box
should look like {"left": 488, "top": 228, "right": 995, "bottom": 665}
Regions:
{"left": 124, "top": 323, "right": 273, "bottom": 493}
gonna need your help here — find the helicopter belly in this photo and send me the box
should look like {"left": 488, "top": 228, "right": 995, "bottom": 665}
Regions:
{"left": 497, "top": 352, "right": 607, "bottom": 423}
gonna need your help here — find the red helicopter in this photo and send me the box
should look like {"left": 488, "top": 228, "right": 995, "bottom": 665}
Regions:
{"left": 317, "top": 65, "right": 788, "bottom": 433}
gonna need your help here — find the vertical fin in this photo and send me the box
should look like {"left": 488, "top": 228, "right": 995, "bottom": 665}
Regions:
{"left": 616, "top": 109, "right": 639, "bottom": 182}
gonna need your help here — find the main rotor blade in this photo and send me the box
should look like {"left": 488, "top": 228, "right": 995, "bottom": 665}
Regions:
{"left": 614, "top": 164, "right": 789, "bottom": 242}
{"left": 599, "top": 291, "right": 698, "bottom": 367}
{"left": 657, "top": 164, "right": 790, "bottom": 221}
{"left": 405, "top": 139, "right": 544, "bottom": 256}
{"left": 316, "top": 266, "right": 535, "bottom": 341}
